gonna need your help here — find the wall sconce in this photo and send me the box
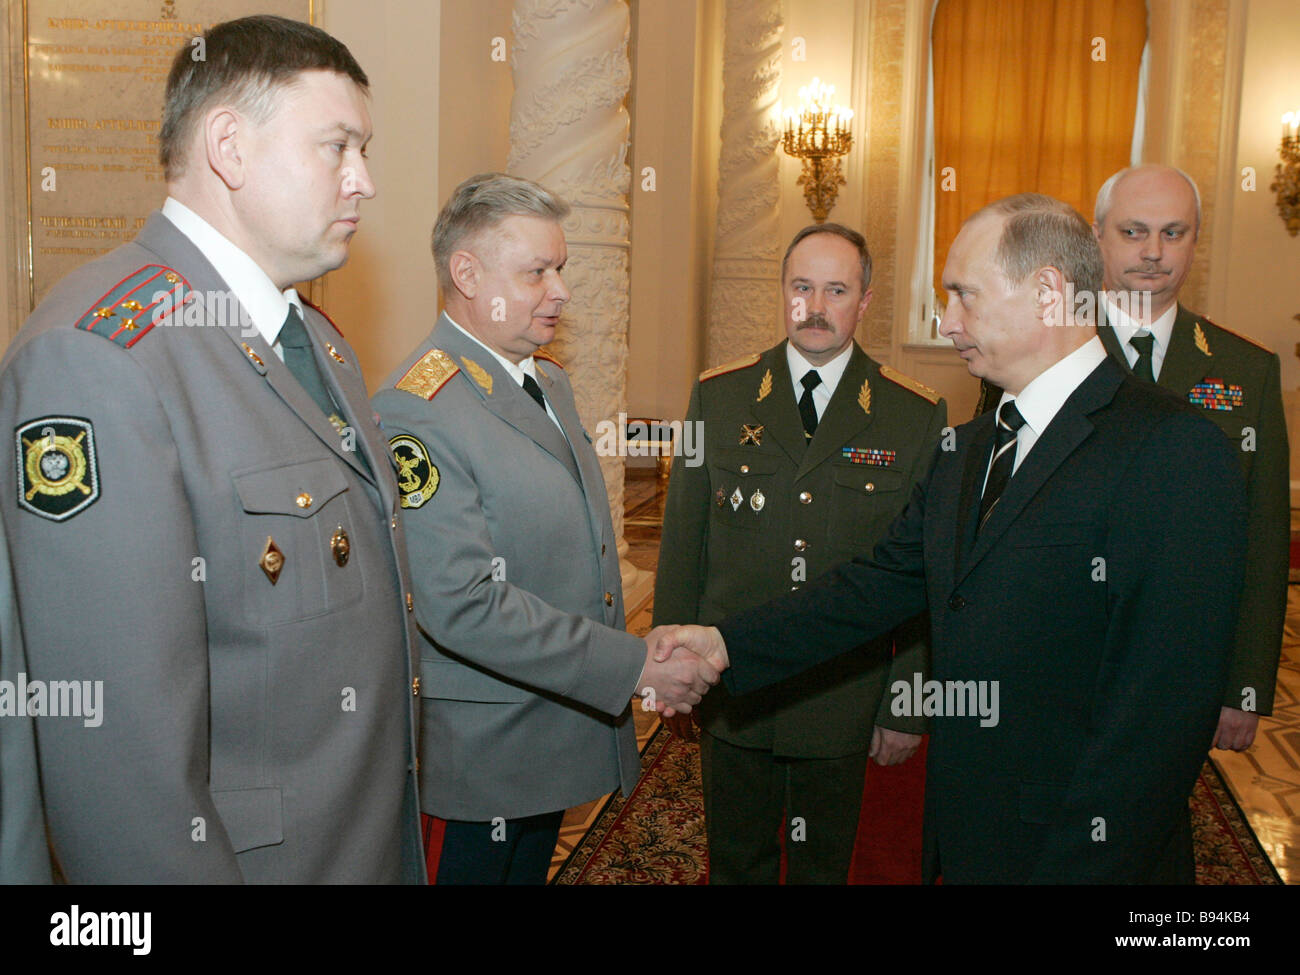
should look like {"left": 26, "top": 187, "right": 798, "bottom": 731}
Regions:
{"left": 1272, "top": 111, "right": 1300, "bottom": 237}
{"left": 782, "top": 78, "right": 854, "bottom": 223}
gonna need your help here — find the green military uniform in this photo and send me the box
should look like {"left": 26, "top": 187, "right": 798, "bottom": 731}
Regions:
{"left": 1099, "top": 306, "right": 1289, "bottom": 715}
{"left": 653, "top": 340, "right": 947, "bottom": 883}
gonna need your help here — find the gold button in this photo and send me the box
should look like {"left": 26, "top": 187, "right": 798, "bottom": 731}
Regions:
{"left": 794, "top": 539, "right": 807, "bottom": 552}
{"left": 864, "top": 482, "right": 875, "bottom": 493}
{"left": 411, "top": 677, "right": 420, "bottom": 695}
{"left": 799, "top": 491, "right": 812, "bottom": 503}
{"left": 296, "top": 492, "right": 313, "bottom": 509}
{"left": 405, "top": 592, "right": 414, "bottom": 612}
{"left": 740, "top": 464, "right": 750, "bottom": 474}
{"left": 604, "top": 591, "right": 614, "bottom": 606}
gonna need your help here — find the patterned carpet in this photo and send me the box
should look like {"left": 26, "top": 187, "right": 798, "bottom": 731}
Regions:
{"left": 554, "top": 728, "right": 1281, "bottom": 885}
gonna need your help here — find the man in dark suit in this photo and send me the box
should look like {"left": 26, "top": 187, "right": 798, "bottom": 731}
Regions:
{"left": 0, "top": 16, "right": 424, "bottom": 882}
{"left": 659, "top": 194, "right": 1248, "bottom": 883}
{"left": 373, "top": 173, "right": 718, "bottom": 885}
{"left": 1092, "top": 164, "right": 1288, "bottom": 752}
{"left": 653, "top": 223, "right": 946, "bottom": 883}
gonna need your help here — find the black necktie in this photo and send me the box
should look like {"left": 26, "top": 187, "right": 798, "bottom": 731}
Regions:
{"left": 521, "top": 373, "right": 547, "bottom": 412}
{"left": 1129, "top": 332, "right": 1156, "bottom": 383}
{"left": 279, "top": 306, "right": 340, "bottom": 422}
{"left": 978, "top": 400, "right": 1026, "bottom": 533}
{"left": 799, "top": 370, "right": 822, "bottom": 440}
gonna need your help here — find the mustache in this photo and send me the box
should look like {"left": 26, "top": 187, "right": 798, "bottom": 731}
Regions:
{"left": 1127, "top": 266, "right": 1170, "bottom": 275}
{"left": 797, "top": 313, "right": 832, "bottom": 330}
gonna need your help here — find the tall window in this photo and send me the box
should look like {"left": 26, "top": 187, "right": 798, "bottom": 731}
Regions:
{"left": 914, "top": 0, "right": 1148, "bottom": 341}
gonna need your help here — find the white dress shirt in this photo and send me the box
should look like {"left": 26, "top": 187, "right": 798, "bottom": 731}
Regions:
{"left": 1105, "top": 296, "right": 1177, "bottom": 381}
{"left": 987, "top": 337, "right": 1108, "bottom": 489}
{"left": 786, "top": 340, "right": 854, "bottom": 420}
{"left": 161, "top": 197, "right": 302, "bottom": 361}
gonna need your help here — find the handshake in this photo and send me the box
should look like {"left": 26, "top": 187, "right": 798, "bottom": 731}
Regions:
{"left": 637, "top": 625, "right": 731, "bottom": 717}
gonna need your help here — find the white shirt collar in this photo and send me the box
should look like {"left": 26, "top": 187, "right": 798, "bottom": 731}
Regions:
{"left": 786, "top": 340, "right": 854, "bottom": 400}
{"left": 443, "top": 313, "right": 546, "bottom": 385}
{"left": 161, "top": 197, "right": 301, "bottom": 351}
{"left": 1104, "top": 296, "right": 1177, "bottom": 366}
{"left": 998, "top": 336, "right": 1108, "bottom": 441}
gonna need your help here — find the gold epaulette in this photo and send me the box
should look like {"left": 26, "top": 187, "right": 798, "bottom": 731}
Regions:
{"left": 699, "top": 352, "right": 761, "bottom": 382}
{"left": 533, "top": 347, "right": 565, "bottom": 369}
{"left": 395, "top": 348, "right": 460, "bottom": 400}
{"left": 879, "top": 365, "right": 941, "bottom": 405}
{"left": 1199, "top": 317, "right": 1274, "bottom": 354}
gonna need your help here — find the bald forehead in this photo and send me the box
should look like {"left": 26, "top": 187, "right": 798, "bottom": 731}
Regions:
{"left": 1109, "top": 169, "right": 1197, "bottom": 222}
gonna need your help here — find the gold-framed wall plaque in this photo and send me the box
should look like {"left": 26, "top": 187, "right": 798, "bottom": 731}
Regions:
{"left": 6, "top": 0, "right": 312, "bottom": 322}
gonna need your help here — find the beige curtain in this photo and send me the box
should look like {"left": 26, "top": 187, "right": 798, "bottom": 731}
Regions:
{"left": 933, "top": 0, "right": 1147, "bottom": 292}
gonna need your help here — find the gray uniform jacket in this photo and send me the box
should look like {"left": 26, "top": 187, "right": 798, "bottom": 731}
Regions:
{"left": 0, "top": 212, "right": 424, "bottom": 883}
{"left": 373, "top": 313, "right": 643, "bottom": 822}
{"left": 0, "top": 506, "right": 52, "bottom": 884}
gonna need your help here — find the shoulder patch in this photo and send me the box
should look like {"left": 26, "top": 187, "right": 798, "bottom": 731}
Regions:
{"left": 389, "top": 434, "right": 439, "bottom": 508}
{"left": 16, "top": 417, "right": 100, "bottom": 521}
{"left": 301, "top": 297, "right": 343, "bottom": 336}
{"left": 533, "top": 347, "right": 565, "bottom": 369}
{"left": 879, "top": 365, "right": 941, "bottom": 405}
{"left": 1199, "top": 317, "right": 1274, "bottom": 355}
{"left": 395, "top": 349, "right": 460, "bottom": 400}
{"left": 74, "top": 264, "right": 188, "bottom": 349}
{"left": 699, "top": 352, "right": 761, "bottom": 382}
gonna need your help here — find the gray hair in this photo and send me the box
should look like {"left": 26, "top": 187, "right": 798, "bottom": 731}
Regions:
{"left": 781, "top": 222, "right": 873, "bottom": 293}
{"left": 970, "top": 193, "right": 1103, "bottom": 295}
{"left": 432, "top": 173, "right": 571, "bottom": 289}
{"left": 1094, "top": 165, "right": 1202, "bottom": 231}
{"left": 159, "top": 15, "right": 368, "bottom": 182}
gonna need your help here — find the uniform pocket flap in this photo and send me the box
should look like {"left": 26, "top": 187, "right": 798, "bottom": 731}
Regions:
{"left": 1018, "top": 780, "right": 1066, "bottom": 825}
{"left": 832, "top": 465, "right": 904, "bottom": 494}
{"left": 233, "top": 458, "right": 348, "bottom": 517}
{"left": 420, "top": 656, "right": 529, "bottom": 703}
{"left": 212, "top": 786, "right": 284, "bottom": 853}
{"left": 712, "top": 448, "right": 782, "bottom": 477}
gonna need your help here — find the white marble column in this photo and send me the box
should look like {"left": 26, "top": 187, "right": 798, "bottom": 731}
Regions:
{"left": 509, "top": 0, "right": 652, "bottom": 606}
{"left": 706, "top": 0, "right": 785, "bottom": 366}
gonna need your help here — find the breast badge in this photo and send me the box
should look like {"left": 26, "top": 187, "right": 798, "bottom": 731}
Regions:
{"left": 739, "top": 424, "right": 764, "bottom": 446}
{"left": 749, "top": 488, "right": 766, "bottom": 512}
{"left": 389, "top": 434, "right": 439, "bottom": 509}
{"left": 16, "top": 417, "right": 100, "bottom": 522}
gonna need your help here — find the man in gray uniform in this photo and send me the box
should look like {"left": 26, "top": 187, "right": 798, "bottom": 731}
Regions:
{"left": 0, "top": 16, "right": 423, "bottom": 882}
{"left": 374, "top": 173, "right": 719, "bottom": 884}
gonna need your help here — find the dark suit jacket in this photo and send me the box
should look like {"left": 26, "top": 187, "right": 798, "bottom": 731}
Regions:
{"left": 717, "top": 355, "right": 1248, "bottom": 883}
{"left": 1098, "top": 306, "right": 1288, "bottom": 714}
{"left": 653, "top": 341, "right": 946, "bottom": 756}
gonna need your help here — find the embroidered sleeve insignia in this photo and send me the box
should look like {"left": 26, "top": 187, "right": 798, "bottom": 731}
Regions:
{"left": 16, "top": 417, "right": 100, "bottom": 521}
{"left": 389, "top": 434, "right": 440, "bottom": 508}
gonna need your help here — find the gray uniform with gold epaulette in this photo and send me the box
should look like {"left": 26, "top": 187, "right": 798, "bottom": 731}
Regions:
{"left": 0, "top": 212, "right": 424, "bottom": 883}
{"left": 653, "top": 340, "right": 947, "bottom": 881}
{"left": 372, "top": 313, "right": 643, "bottom": 822}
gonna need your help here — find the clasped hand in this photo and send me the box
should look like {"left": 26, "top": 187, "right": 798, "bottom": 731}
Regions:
{"left": 637, "top": 625, "right": 731, "bottom": 718}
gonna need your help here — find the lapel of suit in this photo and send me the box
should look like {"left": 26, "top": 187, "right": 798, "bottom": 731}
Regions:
{"left": 749, "top": 342, "right": 808, "bottom": 466}
{"left": 434, "top": 317, "right": 583, "bottom": 487}
{"left": 138, "top": 214, "right": 376, "bottom": 485}
{"left": 796, "top": 344, "right": 874, "bottom": 479}
{"left": 1096, "top": 303, "right": 1130, "bottom": 371}
{"left": 954, "top": 413, "right": 995, "bottom": 576}
{"left": 955, "top": 359, "right": 1122, "bottom": 585}
{"left": 533, "top": 358, "right": 609, "bottom": 529}
{"left": 1156, "top": 304, "right": 1212, "bottom": 400}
